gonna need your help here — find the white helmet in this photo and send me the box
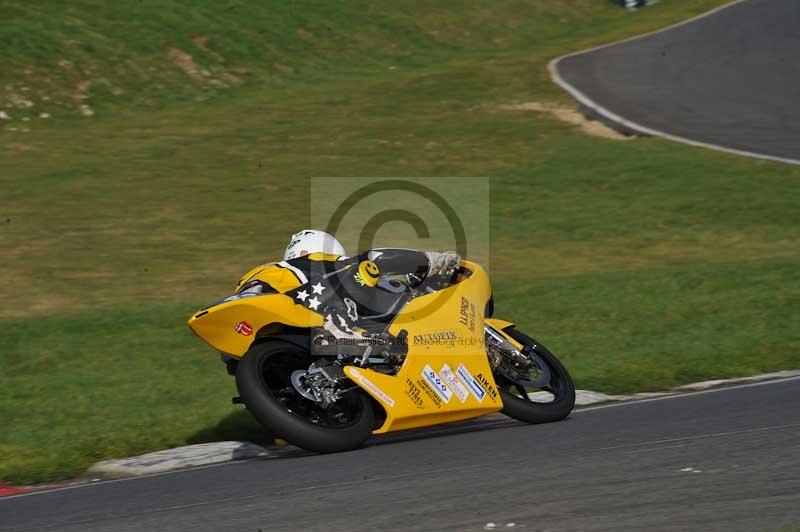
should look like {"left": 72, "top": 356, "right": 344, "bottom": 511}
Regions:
{"left": 283, "top": 230, "right": 347, "bottom": 260}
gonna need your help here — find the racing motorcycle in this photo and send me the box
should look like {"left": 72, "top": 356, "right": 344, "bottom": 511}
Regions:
{"left": 188, "top": 259, "right": 575, "bottom": 452}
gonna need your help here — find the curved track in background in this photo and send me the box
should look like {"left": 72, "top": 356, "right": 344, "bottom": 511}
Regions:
{"left": 551, "top": 0, "right": 800, "bottom": 165}
{"left": 2, "top": 377, "right": 800, "bottom": 531}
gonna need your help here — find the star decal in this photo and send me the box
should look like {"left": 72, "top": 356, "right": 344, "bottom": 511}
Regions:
{"left": 295, "top": 290, "right": 309, "bottom": 302}
{"left": 311, "top": 282, "right": 326, "bottom": 295}
{"left": 308, "top": 296, "right": 321, "bottom": 311}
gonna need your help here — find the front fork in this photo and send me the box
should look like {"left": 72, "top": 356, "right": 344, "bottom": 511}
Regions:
{"left": 484, "top": 319, "right": 526, "bottom": 368}
{"left": 484, "top": 321, "right": 551, "bottom": 389}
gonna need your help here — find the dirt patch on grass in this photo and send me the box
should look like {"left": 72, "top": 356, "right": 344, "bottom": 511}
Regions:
{"left": 500, "top": 102, "right": 631, "bottom": 140}
{"left": 222, "top": 72, "right": 243, "bottom": 86}
{"left": 6, "top": 143, "right": 35, "bottom": 153}
{"left": 273, "top": 62, "right": 294, "bottom": 74}
{"left": 168, "top": 48, "right": 205, "bottom": 82}
{"left": 73, "top": 80, "right": 91, "bottom": 103}
{"left": 296, "top": 28, "right": 314, "bottom": 41}
{"left": 191, "top": 36, "right": 224, "bottom": 63}
{"left": 171, "top": 42, "right": 243, "bottom": 86}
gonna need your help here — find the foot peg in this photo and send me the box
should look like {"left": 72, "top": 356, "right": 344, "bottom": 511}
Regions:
{"left": 232, "top": 396, "right": 244, "bottom": 405}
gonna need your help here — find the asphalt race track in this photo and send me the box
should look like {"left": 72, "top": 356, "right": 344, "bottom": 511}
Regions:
{"left": 2, "top": 377, "right": 799, "bottom": 532}
{"left": 552, "top": 0, "right": 800, "bottom": 164}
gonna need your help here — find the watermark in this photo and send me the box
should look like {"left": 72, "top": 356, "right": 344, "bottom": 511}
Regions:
{"left": 309, "top": 177, "right": 490, "bottom": 322}
{"left": 312, "top": 334, "right": 486, "bottom": 349}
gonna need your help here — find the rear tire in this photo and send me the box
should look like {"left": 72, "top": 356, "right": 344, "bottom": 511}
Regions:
{"left": 236, "top": 341, "right": 375, "bottom": 453}
{"left": 497, "top": 328, "right": 575, "bottom": 424}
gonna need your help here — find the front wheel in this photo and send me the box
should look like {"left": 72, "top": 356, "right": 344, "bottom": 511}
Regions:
{"left": 236, "top": 341, "right": 376, "bottom": 453}
{"left": 495, "top": 328, "right": 575, "bottom": 424}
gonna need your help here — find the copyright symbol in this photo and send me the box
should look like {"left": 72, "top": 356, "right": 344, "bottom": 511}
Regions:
{"left": 324, "top": 180, "right": 468, "bottom": 260}
{"left": 312, "top": 178, "right": 485, "bottom": 323}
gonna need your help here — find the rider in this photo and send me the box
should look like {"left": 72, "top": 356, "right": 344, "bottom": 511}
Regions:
{"left": 235, "top": 229, "right": 461, "bottom": 351}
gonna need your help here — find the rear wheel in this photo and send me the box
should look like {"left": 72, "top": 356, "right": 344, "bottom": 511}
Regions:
{"left": 494, "top": 328, "right": 575, "bottom": 424}
{"left": 236, "top": 341, "right": 375, "bottom": 453}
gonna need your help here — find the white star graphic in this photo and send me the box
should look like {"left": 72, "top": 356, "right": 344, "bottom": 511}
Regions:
{"left": 311, "top": 282, "right": 326, "bottom": 295}
{"left": 308, "top": 296, "right": 321, "bottom": 311}
{"left": 295, "top": 290, "right": 309, "bottom": 302}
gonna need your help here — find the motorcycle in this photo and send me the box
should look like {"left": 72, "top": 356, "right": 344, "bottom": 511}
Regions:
{"left": 188, "top": 259, "right": 575, "bottom": 452}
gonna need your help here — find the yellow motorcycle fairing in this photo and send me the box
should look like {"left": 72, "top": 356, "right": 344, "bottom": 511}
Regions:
{"left": 187, "top": 294, "right": 323, "bottom": 357}
{"left": 193, "top": 254, "right": 347, "bottom": 355}
{"left": 343, "top": 261, "right": 504, "bottom": 433}
{"left": 188, "top": 259, "right": 515, "bottom": 434}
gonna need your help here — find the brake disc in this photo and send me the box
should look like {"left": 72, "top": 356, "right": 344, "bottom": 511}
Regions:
{"left": 290, "top": 370, "right": 319, "bottom": 401}
{"left": 499, "top": 348, "right": 551, "bottom": 388}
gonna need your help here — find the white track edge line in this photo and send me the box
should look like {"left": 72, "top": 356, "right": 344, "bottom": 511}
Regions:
{"left": 548, "top": 0, "right": 800, "bottom": 166}
{"left": 0, "top": 455, "right": 274, "bottom": 502}
{"left": 576, "top": 374, "right": 800, "bottom": 412}
{"left": 3, "top": 373, "right": 799, "bottom": 501}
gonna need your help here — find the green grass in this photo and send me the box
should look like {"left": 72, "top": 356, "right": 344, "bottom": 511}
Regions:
{"left": 2, "top": 0, "right": 799, "bottom": 483}
{"left": 0, "top": 303, "right": 274, "bottom": 482}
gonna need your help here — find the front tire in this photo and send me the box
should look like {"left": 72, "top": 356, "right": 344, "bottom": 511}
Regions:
{"left": 236, "top": 341, "right": 375, "bottom": 453}
{"left": 496, "top": 328, "right": 575, "bottom": 424}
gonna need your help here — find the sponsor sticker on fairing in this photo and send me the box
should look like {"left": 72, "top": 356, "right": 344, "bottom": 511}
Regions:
{"left": 349, "top": 368, "right": 395, "bottom": 407}
{"left": 404, "top": 378, "right": 425, "bottom": 409}
{"left": 440, "top": 363, "right": 469, "bottom": 403}
{"left": 234, "top": 321, "right": 254, "bottom": 336}
{"left": 475, "top": 372, "right": 498, "bottom": 402}
{"left": 456, "top": 363, "right": 486, "bottom": 402}
{"left": 417, "top": 378, "right": 443, "bottom": 408}
{"left": 422, "top": 364, "right": 453, "bottom": 404}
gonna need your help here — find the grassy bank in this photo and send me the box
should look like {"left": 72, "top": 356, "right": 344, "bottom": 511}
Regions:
{"left": 2, "top": 0, "right": 799, "bottom": 483}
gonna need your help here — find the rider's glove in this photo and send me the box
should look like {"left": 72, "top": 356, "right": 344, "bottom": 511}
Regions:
{"left": 425, "top": 251, "right": 461, "bottom": 280}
